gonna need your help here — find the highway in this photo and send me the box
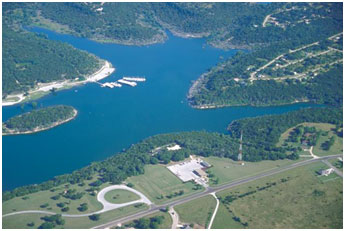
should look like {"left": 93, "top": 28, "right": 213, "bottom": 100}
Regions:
{"left": 92, "top": 154, "right": 342, "bottom": 229}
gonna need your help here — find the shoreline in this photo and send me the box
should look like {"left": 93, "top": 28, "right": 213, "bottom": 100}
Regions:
{"left": 2, "top": 60, "right": 115, "bottom": 107}
{"left": 189, "top": 99, "right": 312, "bottom": 110}
{"left": 3, "top": 109, "right": 78, "bottom": 136}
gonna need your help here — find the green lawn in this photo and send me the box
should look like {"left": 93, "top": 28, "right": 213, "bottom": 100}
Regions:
{"left": 204, "top": 156, "right": 302, "bottom": 186}
{"left": 313, "top": 136, "right": 343, "bottom": 157}
{"left": 121, "top": 211, "right": 172, "bottom": 229}
{"left": 175, "top": 195, "right": 217, "bottom": 228}
{"left": 329, "top": 158, "right": 343, "bottom": 171}
{"left": 212, "top": 162, "right": 343, "bottom": 229}
{"left": 277, "top": 122, "right": 343, "bottom": 157}
{"left": 2, "top": 203, "right": 149, "bottom": 229}
{"left": 3, "top": 177, "right": 109, "bottom": 215}
{"left": 126, "top": 164, "right": 203, "bottom": 204}
{"left": 104, "top": 189, "right": 140, "bottom": 204}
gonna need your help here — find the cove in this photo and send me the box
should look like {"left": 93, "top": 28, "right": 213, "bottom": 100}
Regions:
{"left": 2, "top": 27, "right": 321, "bottom": 191}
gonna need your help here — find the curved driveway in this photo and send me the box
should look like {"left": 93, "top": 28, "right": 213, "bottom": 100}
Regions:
{"left": 3, "top": 185, "right": 152, "bottom": 218}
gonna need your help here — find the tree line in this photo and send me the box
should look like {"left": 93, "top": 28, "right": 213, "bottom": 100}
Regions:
{"left": 3, "top": 107, "right": 342, "bottom": 201}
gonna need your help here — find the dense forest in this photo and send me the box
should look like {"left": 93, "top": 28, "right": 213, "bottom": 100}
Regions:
{"left": 187, "top": 2, "right": 342, "bottom": 108}
{"left": 189, "top": 64, "right": 343, "bottom": 107}
{"left": 3, "top": 105, "right": 77, "bottom": 134}
{"left": 3, "top": 3, "right": 342, "bottom": 49}
{"left": 3, "top": 107, "right": 342, "bottom": 201}
{"left": 2, "top": 4, "right": 102, "bottom": 96}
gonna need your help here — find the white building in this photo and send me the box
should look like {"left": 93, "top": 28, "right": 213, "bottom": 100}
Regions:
{"left": 319, "top": 168, "right": 334, "bottom": 176}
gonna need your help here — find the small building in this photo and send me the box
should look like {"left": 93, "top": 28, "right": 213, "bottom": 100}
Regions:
{"left": 200, "top": 161, "right": 211, "bottom": 168}
{"left": 167, "top": 144, "right": 181, "bottom": 151}
{"left": 319, "top": 168, "right": 334, "bottom": 176}
{"left": 193, "top": 169, "right": 207, "bottom": 178}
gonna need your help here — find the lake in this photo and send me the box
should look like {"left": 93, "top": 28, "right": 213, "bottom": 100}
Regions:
{"left": 2, "top": 28, "right": 319, "bottom": 190}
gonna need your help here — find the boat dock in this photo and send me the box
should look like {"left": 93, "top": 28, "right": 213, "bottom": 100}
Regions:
{"left": 97, "top": 76, "right": 145, "bottom": 89}
{"left": 100, "top": 82, "right": 122, "bottom": 88}
{"left": 118, "top": 79, "right": 137, "bottom": 87}
{"left": 123, "top": 77, "right": 146, "bottom": 82}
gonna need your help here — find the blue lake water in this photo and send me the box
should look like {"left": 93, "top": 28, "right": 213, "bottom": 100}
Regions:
{"left": 2, "top": 28, "right": 319, "bottom": 190}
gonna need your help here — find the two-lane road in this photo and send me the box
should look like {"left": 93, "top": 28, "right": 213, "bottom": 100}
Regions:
{"left": 92, "top": 154, "right": 342, "bottom": 229}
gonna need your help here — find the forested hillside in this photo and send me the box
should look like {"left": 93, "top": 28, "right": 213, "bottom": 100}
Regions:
{"left": 4, "top": 3, "right": 341, "bottom": 49}
{"left": 189, "top": 64, "right": 343, "bottom": 107}
{"left": 2, "top": 4, "right": 102, "bottom": 96}
{"left": 3, "top": 107, "right": 342, "bottom": 201}
{"left": 188, "top": 3, "right": 343, "bottom": 108}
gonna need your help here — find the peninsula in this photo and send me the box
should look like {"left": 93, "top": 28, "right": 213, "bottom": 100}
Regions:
{"left": 2, "top": 105, "right": 78, "bottom": 135}
{"left": 2, "top": 60, "right": 115, "bottom": 107}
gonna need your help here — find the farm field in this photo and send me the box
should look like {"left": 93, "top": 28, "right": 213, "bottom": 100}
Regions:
{"left": 3, "top": 177, "right": 110, "bottom": 215}
{"left": 3, "top": 203, "right": 149, "bottom": 229}
{"left": 174, "top": 195, "right": 217, "bottom": 228}
{"left": 126, "top": 164, "right": 203, "bottom": 204}
{"left": 104, "top": 189, "right": 140, "bottom": 204}
{"left": 212, "top": 162, "right": 343, "bottom": 229}
{"left": 204, "top": 156, "right": 303, "bottom": 186}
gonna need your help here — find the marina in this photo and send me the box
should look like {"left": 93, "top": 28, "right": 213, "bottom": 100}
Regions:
{"left": 100, "top": 77, "right": 146, "bottom": 88}
{"left": 118, "top": 79, "right": 137, "bottom": 87}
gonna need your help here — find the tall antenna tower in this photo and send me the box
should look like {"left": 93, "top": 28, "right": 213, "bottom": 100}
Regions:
{"left": 238, "top": 130, "right": 243, "bottom": 161}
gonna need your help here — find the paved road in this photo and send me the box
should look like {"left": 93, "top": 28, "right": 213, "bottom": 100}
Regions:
{"left": 207, "top": 192, "right": 219, "bottom": 229}
{"left": 168, "top": 207, "right": 179, "bottom": 229}
{"left": 92, "top": 154, "right": 341, "bottom": 229}
{"left": 3, "top": 185, "right": 152, "bottom": 218}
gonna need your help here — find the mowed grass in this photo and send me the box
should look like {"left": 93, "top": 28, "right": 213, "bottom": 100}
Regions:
{"left": 277, "top": 122, "right": 343, "bottom": 157}
{"left": 212, "top": 162, "right": 343, "bottom": 229}
{"left": 204, "top": 156, "right": 302, "bottom": 186}
{"left": 126, "top": 164, "right": 202, "bottom": 204}
{"left": 3, "top": 177, "right": 109, "bottom": 215}
{"left": 175, "top": 195, "right": 217, "bottom": 228}
{"left": 2, "top": 203, "right": 148, "bottom": 229}
{"left": 104, "top": 189, "right": 140, "bottom": 204}
{"left": 122, "top": 211, "right": 172, "bottom": 229}
{"left": 329, "top": 158, "right": 343, "bottom": 171}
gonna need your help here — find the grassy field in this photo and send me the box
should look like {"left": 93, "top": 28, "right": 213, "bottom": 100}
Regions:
{"left": 3, "top": 177, "right": 109, "bottom": 215}
{"left": 329, "top": 158, "right": 343, "bottom": 171}
{"left": 212, "top": 161, "right": 343, "bottom": 229}
{"left": 3, "top": 203, "right": 149, "bottom": 229}
{"left": 121, "top": 211, "right": 172, "bottom": 229}
{"left": 126, "top": 164, "right": 203, "bottom": 204}
{"left": 174, "top": 195, "right": 217, "bottom": 228}
{"left": 277, "top": 122, "right": 343, "bottom": 157}
{"left": 204, "top": 156, "right": 303, "bottom": 186}
{"left": 104, "top": 189, "right": 140, "bottom": 204}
